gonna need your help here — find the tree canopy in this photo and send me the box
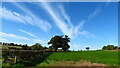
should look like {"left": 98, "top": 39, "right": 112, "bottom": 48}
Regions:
{"left": 86, "top": 47, "right": 90, "bottom": 50}
{"left": 48, "top": 35, "right": 70, "bottom": 51}
{"left": 30, "top": 43, "right": 44, "bottom": 50}
{"left": 102, "top": 45, "right": 118, "bottom": 50}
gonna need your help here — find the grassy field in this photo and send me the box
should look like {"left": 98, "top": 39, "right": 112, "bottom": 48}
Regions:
{"left": 1, "top": 45, "right": 119, "bottom": 66}
{"left": 38, "top": 50, "right": 119, "bottom": 66}
{"left": 0, "top": 45, "right": 22, "bottom": 50}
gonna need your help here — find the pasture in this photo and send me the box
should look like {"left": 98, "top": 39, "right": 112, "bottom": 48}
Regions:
{"left": 1, "top": 45, "right": 119, "bottom": 66}
{"left": 38, "top": 50, "right": 119, "bottom": 66}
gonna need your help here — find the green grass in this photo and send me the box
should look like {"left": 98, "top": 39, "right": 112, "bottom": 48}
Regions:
{"left": 38, "top": 50, "right": 119, "bottom": 66}
{"left": 0, "top": 45, "right": 22, "bottom": 49}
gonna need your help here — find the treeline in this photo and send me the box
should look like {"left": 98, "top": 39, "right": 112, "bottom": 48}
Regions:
{"left": 1, "top": 42, "right": 50, "bottom": 50}
{"left": 0, "top": 42, "right": 28, "bottom": 46}
{"left": 102, "top": 45, "right": 120, "bottom": 50}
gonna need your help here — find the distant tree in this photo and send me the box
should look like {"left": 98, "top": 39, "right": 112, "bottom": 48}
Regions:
{"left": 102, "top": 45, "right": 118, "bottom": 50}
{"left": 102, "top": 46, "right": 107, "bottom": 50}
{"left": 86, "top": 47, "right": 90, "bottom": 50}
{"left": 30, "top": 43, "right": 43, "bottom": 50}
{"left": 19, "top": 44, "right": 22, "bottom": 46}
{"left": 44, "top": 46, "right": 48, "bottom": 50}
{"left": 107, "top": 45, "right": 114, "bottom": 50}
{"left": 113, "top": 46, "right": 118, "bottom": 50}
{"left": 0, "top": 42, "right": 2, "bottom": 44}
{"left": 14, "top": 44, "right": 18, "bottom": 46}
{"left": 3, "top": 42, "right": 5, "bottom": 45}
{"left": 22, "top": 44, "right": 28, "bottom": 50}
{"left": 10, "top": 43, "right": 14, "bottom": 46}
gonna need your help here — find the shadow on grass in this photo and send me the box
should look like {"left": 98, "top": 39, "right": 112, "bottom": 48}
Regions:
{"left": 16, "top": 52, "right": 53, "bottom": 66}
{"left": 2, "top": 50, "right": 70, "bottom": 67}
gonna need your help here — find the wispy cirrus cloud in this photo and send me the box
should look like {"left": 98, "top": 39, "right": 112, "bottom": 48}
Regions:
{"left": 37, "top": 2, "right": 95, "bottom": 38}
{"left": 19, "top": 30, "right": 38, "bottom": 38}
{"left": 0, "top": 32, "right": 46, "bottom": 44}
{"left": 0, "top": 7, "right": 27, "bottom": 24}
{"left": 33, "top": 39, "right": 46, "bottom": 43}
{"left": 1, "top": 3, "right": 51, "bottom": 32}
{"left": 88, "top": 6, "right": 101, "bottom": 20}
{"left": 0, "top": 32, "right": 30, "bottom": 40}
{"left": 79, "top": 31, "right": 96, "bottom": 38}
{"left": 12, "top": 2, "right": 51, "bottom": 32}
{"left": 19, "top": 30, "right": 47, "bottom": 44}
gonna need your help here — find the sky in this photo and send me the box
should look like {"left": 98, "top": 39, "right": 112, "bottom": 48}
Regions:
{"left": 0, "top": 2, "right": 118, "bottom": 50}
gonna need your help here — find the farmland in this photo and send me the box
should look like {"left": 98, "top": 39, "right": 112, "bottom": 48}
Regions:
{"left": 0, "top": 45, "right": 22, "bottom": 50}
{"left": 2, "top": 49, "right": 119, "bottom": 66}
{"left": 1, "top": 44, "right": 120, "bottom": 66}
{"left": 38, "top": 50, "right": 119, "bottom": 66}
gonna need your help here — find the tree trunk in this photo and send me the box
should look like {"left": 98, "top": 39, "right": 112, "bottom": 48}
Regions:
{"left": 55, "top": 47, "right": 57, "bottom": 52}
{"left": 64, "top": 49, "right": 66, "bottom": 51}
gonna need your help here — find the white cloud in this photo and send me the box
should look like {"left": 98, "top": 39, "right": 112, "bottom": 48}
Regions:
{"left": 88, "top": 6, "right": 101, "bottom": 20}
{"left": 1, "top": 5, "right": 51, "bottom": 32}
{"left": 1, "top": 2, "right": 95, "bottom": 39}
{"left": 79, "top": 31, "right": 96, "bottom": 38}
{"left": 37, "top": 2, "right": 94, "bottom": 39}
{"left": 0, "top": 32, "right": 46, "bottom": 45}
{"left": 33, "top": 39, "right": 46, "bottom": 44}
{"left": 0, "top": 32, "right": 30, "bottom": 40}
{"left": 12, "top": 2, "right": 51, "bottom": 32}
{"left": 0, "top": 7, "right": 26, "bottom": 24}
{"left": 40, "top": 2, "right": 71, "bottom": 36}
{"left": 58, "top": 5, "right": 73, "bottom": 28}
{"left": 19, "top": 30, "right": 38, "bottom": 38}
{"left": 19, "top": 30, "right": 47, "bottom": 44}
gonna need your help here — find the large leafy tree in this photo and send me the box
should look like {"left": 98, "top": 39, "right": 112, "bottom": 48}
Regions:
{"left": 62, "top": 35, "right": 70, "bottom": 51}
{"left": 48, "top": 35, "right": 70, "bottom": 51}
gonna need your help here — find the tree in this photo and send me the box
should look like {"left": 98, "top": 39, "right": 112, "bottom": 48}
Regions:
{"left": 102, "top": 46, "right": 107, "bottom": 50}
{"left": 62, "top": 35, "right": 70, "bottom": 51}
{"left": 10, "top": 43, "right": 14, "bottom": 46}
{"left": 102, "top": 45, "right": 117, "bottom": 50}
{"left": 30, "top": 43, "right": 43, "bottom": 50}
{"left": 49, "top": 46, "right": 54, "bottom": 49}
{"left": 86, "top": 47, "right": 90, "bottom": 50}
{"left": 0, "top": 42, "right": 2, "bottom": 44}
{"left": 113, "top": 46, "right": 118, "bottom": 50}
{"left": 107, "top": 45, "right": 114, "bottom": 50}
{"left": 44, "top": 46, "right": 48, "bottom": 50}
{"left": 48, "top": 36, "right": 63, "bottom": 51}
{"left": 118, "top": 47, "right": 120, "bottom": 49}
{"left": 22, "top": 44, "right": 28, "bottom": 50}
{"left": 48, "top": 35, "right": 70, "bottom": 51}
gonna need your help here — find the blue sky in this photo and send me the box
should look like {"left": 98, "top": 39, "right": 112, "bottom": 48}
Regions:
{"left": 0, "top": 2, "right": 118, "bottom": 50}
